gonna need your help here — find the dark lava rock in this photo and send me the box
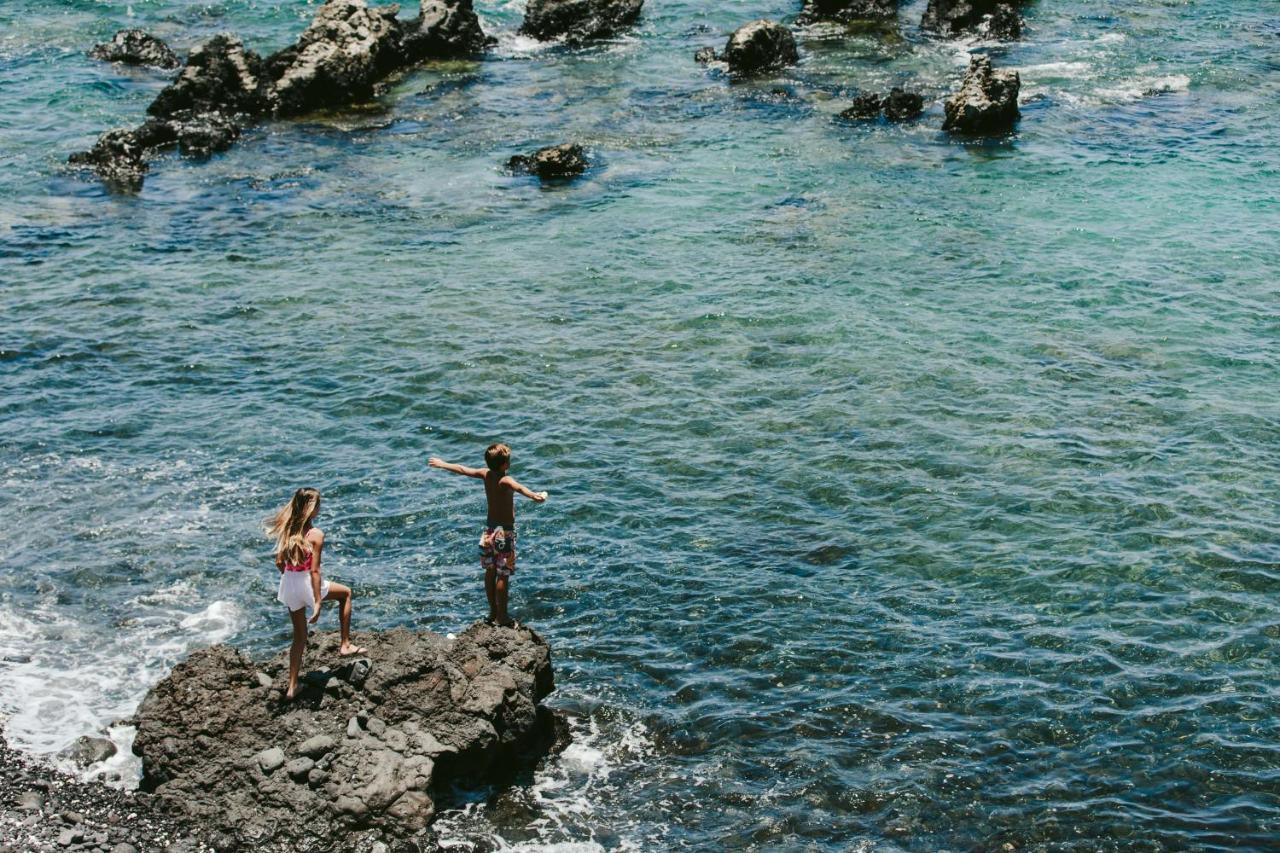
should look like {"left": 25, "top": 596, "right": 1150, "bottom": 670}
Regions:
{"left": 264, "top": 0, "right": 407, "bottom": 116}
{"left": 797, "top": 0, "right": 897, "bottom": 26}
{"left": 68, "top": 128, "right": 150, "bottom": 191}
{"left": 519, "top": 0, "right": 644, "bottom": 44}
{"left": 400, "top": 0, "right": 493, "bottom": 59}
{"left": 131, "top": 622, "right": 560, "bottom": 847}
{"left": 148, "top": 33, "right": 268, "bottom": 120}
{"left": 721, "top": 19, "right": 798, "bottom": 76}
{"left": 883, "top": 87, "right": 924, "bottom": 121}
{"left": 60, "top": 736, "right": 118, "bottom": 768}
{"left": 88, "top": 30, "right": 181, "bottom": 69}
{"left": 508, "top": 143, "right": 589, "bottom": 180}
{"left": 839, "top": 92, "right": 882, "bottom": 120}
{"left": 922, "top": 0, "right": 1023, "bottom": 39}
{"left": 943, "top": 54, "right": 1019, "bottom": 134}
{"left": 694, "top": 46, "right": 718, "bottom": 64}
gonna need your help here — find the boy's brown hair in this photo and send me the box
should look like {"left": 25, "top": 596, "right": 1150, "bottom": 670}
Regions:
{"left": 485, "top": 443, "right": 511, "bottom": 470}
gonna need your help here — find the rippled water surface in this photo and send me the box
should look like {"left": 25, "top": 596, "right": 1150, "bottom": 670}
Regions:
{"left": 2, "top": 0, "right": 1279, "bottom": 848}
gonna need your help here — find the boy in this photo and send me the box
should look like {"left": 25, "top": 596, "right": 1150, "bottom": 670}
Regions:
{"left": 428, "top": 443, "right": 548, "bottom": 627}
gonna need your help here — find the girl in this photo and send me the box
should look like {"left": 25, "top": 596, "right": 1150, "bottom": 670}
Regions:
{"left": 267, "top": 487, "right": 365, "bottom": 700}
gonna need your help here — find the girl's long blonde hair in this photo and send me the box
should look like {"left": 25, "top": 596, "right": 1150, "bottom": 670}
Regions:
{"left": 267, "top": 487, "right": 320, "bottom": 566}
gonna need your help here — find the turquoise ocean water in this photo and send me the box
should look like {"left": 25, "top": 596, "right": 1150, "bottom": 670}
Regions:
{"left": 2, "top": 0, "right": 1279, "bottom": 848}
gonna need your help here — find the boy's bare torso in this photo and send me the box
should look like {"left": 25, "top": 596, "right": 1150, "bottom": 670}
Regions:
{"left": 484, "top": 472, "right": 516, "bottom": 527}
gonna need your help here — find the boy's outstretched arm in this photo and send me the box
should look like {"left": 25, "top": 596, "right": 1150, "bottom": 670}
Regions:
{"left": 503, "top": 476, "right": 548, "bottom": 502}
{"left": 428, "top": 457, "right": 486, "bottom": 478}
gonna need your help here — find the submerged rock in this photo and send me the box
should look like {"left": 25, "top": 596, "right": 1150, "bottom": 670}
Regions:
{"left": 508, "top": 143, "right": 589, "bottom": 180}
{"left": 840, "top": 92, "right": 883, "bottom": 120}
{"left": 882, "top": 87, "right": 924, "bottom": 121}
{"left": 839, "top": 87, "right": 922, "bottom": 122}
{"left": 694, "top": 45, "right": 718, "bottom": 64}
{"left": 68, "top": 128, "right": 151, "bottom": 191}
{"left": 797, "top": 0, "right": 897, "bottom": 26}
{"left": 88, "top": 30, "right": 181, "bottom": 69}
{"left": 721, "top": 20, "right": 798, "bottom": 76}
{"left": 942, "top": 55, "right": 1019, "bottom": 134}
{"left": 519, "top": 0, "right": 644, "bottom": 43}
{"left": 131, "top": 622, "right": 560, "bottom": 846}
{"left": 922, "top": 0, "right": 1023, "bottom": 39}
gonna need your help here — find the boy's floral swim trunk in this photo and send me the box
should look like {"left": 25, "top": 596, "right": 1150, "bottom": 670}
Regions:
{"left": 480, "top": 526, "right": 517, "bottom": 578}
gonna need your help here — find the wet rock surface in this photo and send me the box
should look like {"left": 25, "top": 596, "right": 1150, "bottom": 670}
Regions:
{"left": 839, "top": 87, "right": 923, "bottom": 122}
{"left": 508, "top": 143, "right": 589, "bottom": 180}
{"left": 131, "top": 621, "right": 560, "bottom": 849}
{"left": 721, "top": 20, "right": 798, "bottom": 76}
{"left": 943, "top": 54, "right": 1020, "bottom": 134}
{"left": 400, "top": 0, "right": 492, "bottom": 60}
{"left": 0, "top": 731, "right": 206, "bottom": 853}
{"left": 88, "top": 30, "right": 181, "bottom": 69}
{"left": 796, "top": 0, "right": 897, "bottom": 26}
{"left": 265, "top": 0, "right": 407, "bottom": 116}
{"left": 922, "top": 0, "right": 1023, "bottom": 40}
{"left": 519, "top": 0, "right": 644, "bottom": 43}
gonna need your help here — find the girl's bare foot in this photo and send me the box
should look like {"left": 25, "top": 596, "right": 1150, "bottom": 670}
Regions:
{"left": 338, "top": 642, "right": 366, "bottom": 656}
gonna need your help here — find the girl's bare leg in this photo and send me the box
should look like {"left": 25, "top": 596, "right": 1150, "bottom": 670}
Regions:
{"left": 325, "top": 583, "right": 364, "bottom": 655}
{"left": 287, "top": 607, "right": 308, "bottom": 699}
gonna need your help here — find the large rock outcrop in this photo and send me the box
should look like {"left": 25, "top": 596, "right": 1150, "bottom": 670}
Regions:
{"left": 88, "top": 29, "right": 181, "bottom": 69}
{"left": 71, "top": 0, "right": 492, "bottom": 190}
{"left": 942, "top": 55, "right": 1019, "bottom": 134}
{"left": 922, "top": 0, "right": 1023, "bottom": 40}
{"left": 796, "top": 0, "right": 897, "bottom": 26}
{"left": 519, "top": 0, "right": 644, "bottom": 44}
{"left": 130, "top": 622, "right": 561, "bottom": 848}
{"left": 401, "top": 0, "right": 492, "bottom": 59}
{"left": 721, "top": 20, "right": 799, "bottom": 76}
{"left": 264, "top": 0, "right": 407, "bottom": 116}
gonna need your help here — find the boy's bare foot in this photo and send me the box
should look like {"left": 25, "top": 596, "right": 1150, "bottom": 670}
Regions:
{"left": 338, "top": 642, "right": 367, "bottom": 656}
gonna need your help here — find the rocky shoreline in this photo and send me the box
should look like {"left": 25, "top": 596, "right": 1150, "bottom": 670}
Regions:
{"left": 1, "top": 621, "right": 565, "bottom": 852}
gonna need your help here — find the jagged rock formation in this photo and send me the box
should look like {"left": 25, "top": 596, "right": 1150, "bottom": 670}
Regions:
{"left": 519, "top": 0, "right": 644, "bottom": 43}
{"left": 130, "top": 622, "right": 562, "bottom": 849}
{"left": 922, "top": 0, "right": 1024, "bottom": 40}
{"left": 797, "top": 0, "right": 897, "bottom": 26}
{"left": 88, "top": 30, "right": 181, "bottom": 69}
{"left": 942, "top": 55, "right": 1020, "bottom": 133}
{"left": 71, "top": 0, "right": 492, "bottom": 191}
{"left": 839, "top": 86, "right": 924, "bottom": 121}
{"left": 721, "top": 20, "right": 799, "bottom": 76}
{"left": 508, "top": 143, "right": 589, "bottom": 179}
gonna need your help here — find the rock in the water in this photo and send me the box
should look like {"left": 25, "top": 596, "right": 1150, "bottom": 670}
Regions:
{"left": 721, "top": 20, "right": 798, "bottom": 76}
{"left": 942, "top": 54, "right": 1019, "bottom": 134}
{"left": 61, "top": 736, "right": 118, "bottom": 768}
{"left": 922, "top": 0, "right": 1023, "bottom": 39}
{"left": 839, "top": 92, "right": 882, "bottom": 120}
{"left": 148, "top": 34, "right": 268, "bottom": 120}
{"left": 694, "top": 46, "right": 718, "bottom": 64}
{"left": 797, "top": 0, "right": 897, "bottom": 26}
{"left": 265, "top": 0, "right": 407, "bottom": 116}
{"left": 400, "top": 0, "right": 493, "bottom": 59}
{"left": 89, "top": 30, "right": 181, "bottom": 69}
{"left": 131, "top": 623, "right": 559, "bottom": 846}
{"left": 883, "top": 87, "right": 924, "bottom": 121}
{"left": 68, "top": 128, "right": 150, "bottom": 191}
{"left": 519, "top": 0, "right": 644, "bottom": 43}
{"left": 508, "top": 143, "right": 589, "bottom": 180}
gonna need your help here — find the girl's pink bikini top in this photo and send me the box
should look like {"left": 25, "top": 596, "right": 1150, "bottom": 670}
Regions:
{"left": 284, "top": 550, "right": 313, "bottom": 572}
